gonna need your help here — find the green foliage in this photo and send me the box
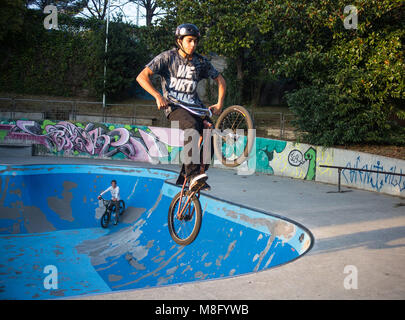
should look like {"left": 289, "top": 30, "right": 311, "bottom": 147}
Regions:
{"left": 102, "top": 15, "right": 151, "bottom": 100}
{"left": 1, "top": 1, "right": 403, "bottom": 146}
{"left": 286, "top": 85, "right": 404, "bottom": 146}
{"left": 278, "top": 0, "right": 405, "bottom": 145}
{"left": 159, "top": 0, "right": 266, "bottom": 104}
{"left": 134, "top": 23, "right": 176, "bottom": 58}
{"left": 1, "top": 10, "right": 100, "bottom": 96}
{"left": 0, "top": 0, "right": 26, "bottom": 42}
{"left": 0, "top": 9, "right": 151, "bottom": 100}
{"left": 158, "top": 0, "right": 404, "bottom": 145}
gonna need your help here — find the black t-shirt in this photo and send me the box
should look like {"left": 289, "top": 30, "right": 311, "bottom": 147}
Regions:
{"left": 146, "top": 48, "right": 220, "bottom": 116}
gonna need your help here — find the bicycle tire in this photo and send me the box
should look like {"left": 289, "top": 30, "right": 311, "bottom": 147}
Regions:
{"left": 118, "top": 200, "right": 125, "bottom": 216}
{"left": 113, "top": 209, "right": 119, "bottom": 225}
{"left": 213, "top": 105, "right": 255, "bottom": 167}
{"left": 168, "top": 191, "right": 202, "bottom": 246}
{"left": 101, "top": 211, "right": 110, "bottom": 228}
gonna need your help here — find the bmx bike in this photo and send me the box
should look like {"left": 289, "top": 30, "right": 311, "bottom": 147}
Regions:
{"left": 167, "top": 96, "right": 255, "bottom": 245}
{"left": 99, "top": 197, "right": 126, "bottom": 228}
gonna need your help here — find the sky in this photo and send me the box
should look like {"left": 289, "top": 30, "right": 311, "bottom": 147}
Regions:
{"left": 30, "top": 0, "right": 149, "bottom": 26}
{"left": 79, "top": 0, "right": 148, "bottom": 26}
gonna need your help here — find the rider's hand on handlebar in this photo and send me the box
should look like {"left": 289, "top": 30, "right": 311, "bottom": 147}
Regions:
{"left": 208, "top": 103, "right": 222, "bottom": 116}
{"left": 156, "top": 95, "right": 169, "bottom": 110}
{"left": 203, "top": 119, "right": 212, "bottom": 129}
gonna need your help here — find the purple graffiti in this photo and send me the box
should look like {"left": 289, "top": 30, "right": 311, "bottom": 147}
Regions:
{"left": 3, "top": 120, "right": 183, "bottom": 163}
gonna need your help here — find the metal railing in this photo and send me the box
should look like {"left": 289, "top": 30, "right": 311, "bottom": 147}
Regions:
{"left": 0, "top": 97, "right": 167, "bottom": 126}
{"left": 0, "top": 97, "right": 298, "bottom": 139}
{"left": 250, "top": 110, "right": 298, "bottom": 140}
{"left": 319, "top": 164, "right": 405, "bottom": 193}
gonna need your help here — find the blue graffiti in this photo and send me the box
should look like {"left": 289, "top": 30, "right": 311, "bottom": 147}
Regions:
{"left": 342, "top": 156, "right": 405, "bottom": 192}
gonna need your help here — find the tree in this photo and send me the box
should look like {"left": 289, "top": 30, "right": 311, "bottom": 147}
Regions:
{"left": 158, "top": 0, "right": 404, "bottom": 145}
{"left": 264, "top": 0, "right": 405, "bottom": 145}
{"left": 29, "top": 0, "right": 133, "bottom": 21}
{"left": 159, "top": 0, "right": 264, "bottom": 104}
{"left": 130, "top": 0, "right": 163, "bottom": 26}
{"left": 80, "top": 0, "right": 110, "bottom": 19}
{"left": 0, "top": 0, "right": 26, "bottom": 42}
{"left": 26, "top": 0, "right": 87, "bottom": 15}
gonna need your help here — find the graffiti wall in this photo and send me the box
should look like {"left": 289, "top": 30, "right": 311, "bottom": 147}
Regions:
{"left": 242, "top": 139, "right": 405, "bottom": 197}
{"left": 0, "top": 119, "right": 184, "bottom": 165}
{"left": 241, "top": 138, "right": 318, "bottom": 181}
{"left": 0, "top": 119, "right": 404, "bottom": 197}
{"left": 317, "top": 148, "right": 405, "bottom": 196}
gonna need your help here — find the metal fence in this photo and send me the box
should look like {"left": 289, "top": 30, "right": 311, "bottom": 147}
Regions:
{"left": 0, "top": 97, "right": 169, "bottom": 127}
{"left": 0, "top": 97, "right": 298, "bottom": 139}
{"left": 251, "top": 111, "right": 298, "bottom": 140}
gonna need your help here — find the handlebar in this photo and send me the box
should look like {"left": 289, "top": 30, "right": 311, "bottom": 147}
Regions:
{"left": 98, "top": 196, "right": 118, "bottom": 204}
{"left": 98, "top": 196, "right": 110, "bottom": 206}
{"left": 167, "top": 95, "right": 212, "bottom": 117}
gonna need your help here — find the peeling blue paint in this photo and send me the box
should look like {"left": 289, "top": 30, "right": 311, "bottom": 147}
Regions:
{"left": 0, "top": 165, "right": 313, "bottom": 299}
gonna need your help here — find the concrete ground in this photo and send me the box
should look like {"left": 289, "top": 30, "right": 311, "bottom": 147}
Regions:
{"left": 1, "top": 147, "right": 405, "bottom": 300}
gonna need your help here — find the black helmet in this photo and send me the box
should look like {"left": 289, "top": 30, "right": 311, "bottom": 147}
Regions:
{"left": 175, "top": 23, "right": 200, "bottom": 40}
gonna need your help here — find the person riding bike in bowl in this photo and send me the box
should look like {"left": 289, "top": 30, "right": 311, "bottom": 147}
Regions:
{"left": 98, "top": 180, "right": 120, "bottom": 211}
{"left": 136, "top": 23, "right": 226, "bottom": 191}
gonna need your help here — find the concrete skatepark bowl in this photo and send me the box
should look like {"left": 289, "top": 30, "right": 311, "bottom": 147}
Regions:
{"left": 0, "top": 164, "right": 313, "bottom": 299}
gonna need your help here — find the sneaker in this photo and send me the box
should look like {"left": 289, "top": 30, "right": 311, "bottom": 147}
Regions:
{"left": 189, "top": 173, "right": 208, "bottom": 190}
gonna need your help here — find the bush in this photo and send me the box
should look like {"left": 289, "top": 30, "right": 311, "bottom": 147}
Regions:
{"left": 0, "top": 9, "right": 151, "bottom": 100}
{"left": 286, "top": 85, "right": 405, "bottom": 146}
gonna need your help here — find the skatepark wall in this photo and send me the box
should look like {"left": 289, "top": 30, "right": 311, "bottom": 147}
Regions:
{"left": 0, "top": 119, "right": 404, "bottom": 197}
{"left": 240, "top": 137, "right": 405, "bottom": 197}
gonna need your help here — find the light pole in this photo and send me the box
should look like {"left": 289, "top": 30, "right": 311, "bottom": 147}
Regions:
{"left": 136, "top": 1, "right": 140, "bottom": 26}
{"left": 102, "top": 0, "right": 111, "bottom": 108}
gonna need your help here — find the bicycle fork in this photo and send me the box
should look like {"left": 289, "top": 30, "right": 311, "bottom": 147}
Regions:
{"left": 176, "top": 177, "right": 200, "bottom": 220}
{"left": 176, "top": 135, "right": 204, "bottom": 220}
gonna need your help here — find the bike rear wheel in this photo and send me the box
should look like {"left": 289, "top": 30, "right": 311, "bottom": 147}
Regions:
{"left": 213, "top": 105, "right": 255, "bottom": 167}
{"left": 168, "top": 191, "right": 202, "bottom": 246}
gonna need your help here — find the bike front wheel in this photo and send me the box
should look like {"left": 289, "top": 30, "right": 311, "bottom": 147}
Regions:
{"left": 168, "top": 191, "right": 202, "bottom": 246}
{"left": 118, "top": 200, "right": 125, "bottom": 216}
{"left": 113, "top": 210, "right": 119, "bottom": 225}
{"left": 101, "top": 211, "right": 110, "bottom": 228}
{"left": 213, "top": 105, "right": 255, "bottom": 167}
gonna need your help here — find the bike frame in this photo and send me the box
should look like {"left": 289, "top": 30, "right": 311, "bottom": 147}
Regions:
{"left": 176, "top": 176, "right": 200, "bottom": 220}
{"left": 169, "top": 96, "right": 245, "bottom": 142}
{"left": 175, "top": 135, "right": 204, "bottom": 221}
{"left": 167, "top": 95, "right": 212, "bottom": 117}
{"left": 100, "top": 197, "right": 119, "bottom": 215}
{"left": 169, "top": 98, "right": 250, "bottom": 222}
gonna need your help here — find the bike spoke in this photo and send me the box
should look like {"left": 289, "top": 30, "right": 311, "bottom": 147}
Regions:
{"left": 172, "top": 196, "right": 196, "bottom": 241}
{"left": 219, "top": 110, "right": 249, "bottom": 159}
{"left": 230, "top": 113, "right": 242, "bottom": 131}
{"left": 235, "top": 115, "right": 247, "bottom": 132}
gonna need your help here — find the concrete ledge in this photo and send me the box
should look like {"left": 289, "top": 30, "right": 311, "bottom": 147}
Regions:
{"left": 0, "top": 144, "right": 33, "bottom": 157}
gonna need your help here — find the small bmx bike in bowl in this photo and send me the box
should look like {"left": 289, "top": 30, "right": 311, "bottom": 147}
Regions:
{"left": 167, "top": 97, "right": 255, "bottom": 245}
{"left": 99, "top": 197, "right": 126, "bottom": 228}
